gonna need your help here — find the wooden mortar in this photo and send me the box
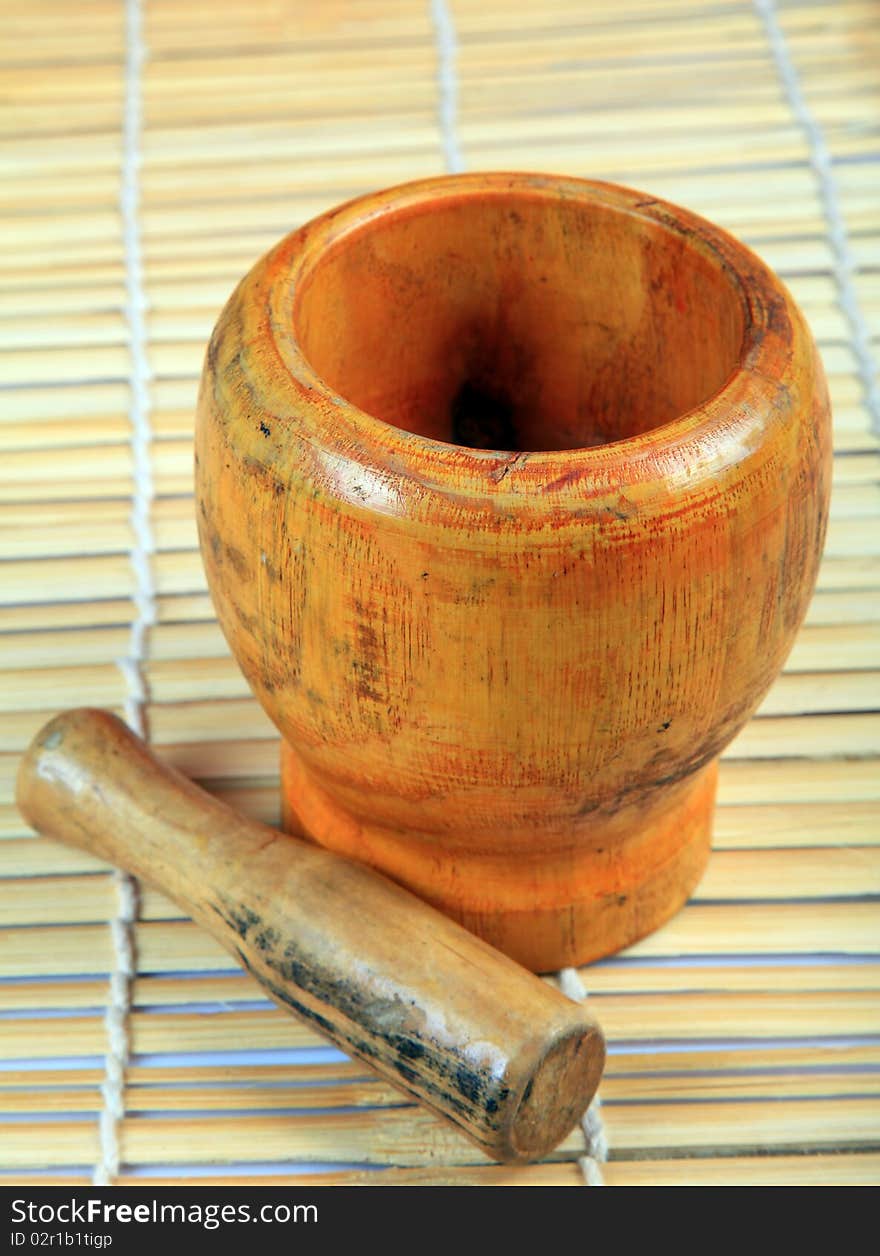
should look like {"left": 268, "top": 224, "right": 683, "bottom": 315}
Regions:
{"left": 196, "top": 172, "right": 832, "bottom": 972}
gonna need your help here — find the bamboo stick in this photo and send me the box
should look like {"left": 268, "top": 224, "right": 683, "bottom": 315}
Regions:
{"left": 757, "top": 672, "right": 880, "bottom": 717}
{"left": 728, "top": 713, "right": 880, "bottom": 759}
{"left": 604, "top": 1155, "right": 880, "bottom": 1186}
{"left": 718, "top": 757, "right": 880, "bottom": 804}
{"left": 712, "top": 801, "right": 880, "bottom": 847}
{"left": 0, "top": 595, "right": 214, "bottom": 634}
{"left": 4, "top": 1042, "right": 880, "bottom": 1091}
{"left": 0, "top": 98, "right": 867, "bottom": 180}
{"left": 144, "top": 1153, "right": 880, "bottom": 1186}
{"left": 4, "top": 845, "right": 880, "bottom": 930}
{"left": 696, "top": 847, "right": 880, "bottom": 898}
{"left": 20, "top": 81, "right": 880, "bottom": 148}
{"left": 2, "top": 1068, "right": 879, "bottom": 1119}
{"left": 2, "top": 898, "right": 878, "bottom": 981}
{"left": 6, "top": 1156, "right": 876, "bottom": 1187}
{"left": 3, "top": 168, "right": 874, "bottom": 247}
{"left": 4, "top": 1095, "right": 880, "bottom": 1169}
{"left": 3, "top": 961, "right": 880, "bottom": 1016}
{"left": 621, "top": 901, "right": 880, "bottom": 959}
{"left": 815, "top": 556, "right": 880, "bottom": 592}
{"left": 0, "top": 622, "right": 230, "bottom": 669}
{"left": 108, "top": 1098, "right": 880, "bottom": 1166}
{"left": 0, "top": 1124, "right": 99, "bottom": 1171}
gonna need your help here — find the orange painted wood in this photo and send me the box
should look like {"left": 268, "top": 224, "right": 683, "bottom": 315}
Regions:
{"left": 196, "top": 172, "right": 832, "bottom": 972}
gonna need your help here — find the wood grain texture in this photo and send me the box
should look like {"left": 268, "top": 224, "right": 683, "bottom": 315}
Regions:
{"left": 196, "top": 171, "right": 832, "bottom": 971}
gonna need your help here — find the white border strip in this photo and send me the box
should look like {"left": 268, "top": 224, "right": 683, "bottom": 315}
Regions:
{"left": 430, "top": 0, "right": 465, "bottom": 173}
{"left": 96, "top": 0, "right": 154, "bottom": 1189}
{"left": 754, "top": 0, "right": 880, "bottom": 436}
{"left": 558, "top": 968, "right": 609, "bottom": 1187}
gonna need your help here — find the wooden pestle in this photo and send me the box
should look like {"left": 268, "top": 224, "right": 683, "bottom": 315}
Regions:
{"left": 16, "top": 708, "right": 605, "bottom": 1164}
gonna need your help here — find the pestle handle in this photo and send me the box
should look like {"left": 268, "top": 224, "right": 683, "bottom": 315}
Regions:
{"left": 16, "top": 708, "right": 605, "bottom": 1164}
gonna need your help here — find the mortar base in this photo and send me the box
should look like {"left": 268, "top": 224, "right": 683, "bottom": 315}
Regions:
{"left": 280, "top": 744, "right": 716, "bottom": 973}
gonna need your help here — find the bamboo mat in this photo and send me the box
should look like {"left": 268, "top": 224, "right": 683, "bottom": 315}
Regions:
{"left": 1, "top": 0, "right": 879, "bottom": 1188}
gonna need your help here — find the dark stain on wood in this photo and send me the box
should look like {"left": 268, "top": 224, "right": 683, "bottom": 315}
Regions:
{"left": 224, "top": 541, "right": 250, "bottom": 583}
{"left": 212, "top": 893, "right": 509, "bottom": 1134}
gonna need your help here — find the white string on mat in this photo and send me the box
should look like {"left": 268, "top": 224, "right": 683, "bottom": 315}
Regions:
{"left": 95, "top": 874, "right": 137, "bottom": 1187}
{"left": 754, "top": 0, "right": 880, "bottom": 436}
{"left": 96, "top": 0, "right": 153, "bottom": 1189}
{"left": 557, "top": 967, "right": 609, "bottom": 1187}
{"left": 120, "top": 0, "right": 155, "bottom": 647}
{"left": 430, "top": 0, "right": 464, "bottom": 173}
